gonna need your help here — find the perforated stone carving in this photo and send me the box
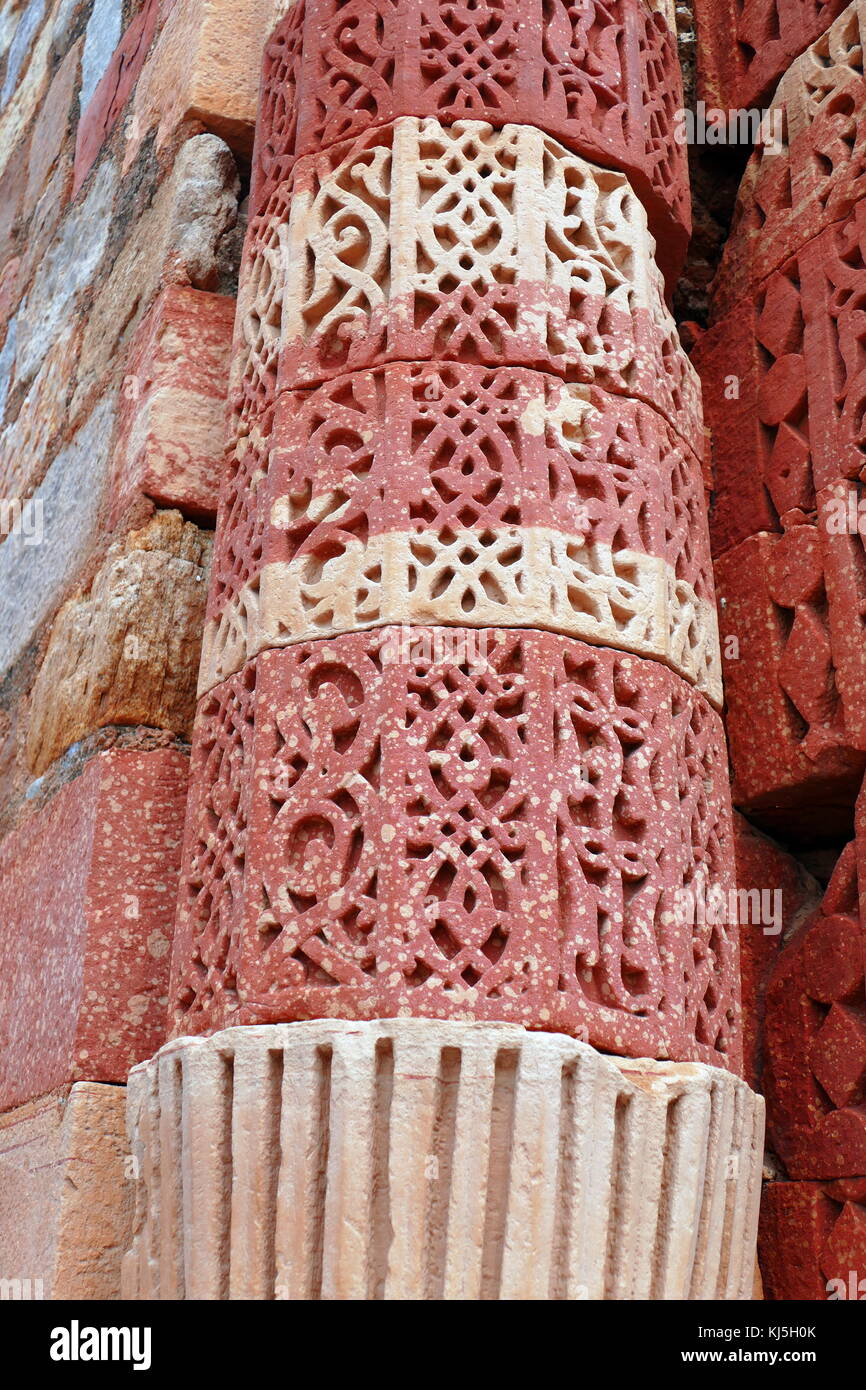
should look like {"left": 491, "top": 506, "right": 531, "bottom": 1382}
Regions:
{"left": 203, "top": 366, "right": 719, "bottom": 700}
{"left": 122, "top": 1021, "right": 764, "bottom": 1300}
{"left": 799, "top": 205, "right": 866, "bottom": 496}
{"left": 703, "top": 200, "right": 866, "bottom": 555}
{"left": 233, "top": 119, "right": 699, "bottom": 440}
{"left": 171, "top": 630, "right": 739, "bottom": 1067}
{"left": 250, "top": 0, "right": 690, "bottom": 282}
{"left": 712, "top": 3, "right": 866, "bottom": 318}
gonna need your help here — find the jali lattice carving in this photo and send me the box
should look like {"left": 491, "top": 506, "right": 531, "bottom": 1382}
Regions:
{"left": 172, "top": 629, "right": 740, "bottom": 1069}
{"left": 204, "top": 364, "right": 719, "bottom": 699}
{"left": 250, "top": 0, "right": 690, "bottom": 282}
{"left": 234, "top": 119, "right": 699, "bottom": 440}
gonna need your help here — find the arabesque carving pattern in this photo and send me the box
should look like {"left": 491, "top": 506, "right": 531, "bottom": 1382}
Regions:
{"left": 205, "top": 365, "right": 719, "bottom": 698}
{"left": 250, "top": 0, "right": 689, "bottom": 281}
{"left": 172, "top": 630, "right": 739, "bottom": 1068}
{"left": 235, "top": 120, "right": 699, "bottom": 440}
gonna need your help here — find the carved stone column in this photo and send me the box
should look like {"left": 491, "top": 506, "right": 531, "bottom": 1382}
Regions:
{"left": 123, "top": 0, "right": 764, "bottom": 1298}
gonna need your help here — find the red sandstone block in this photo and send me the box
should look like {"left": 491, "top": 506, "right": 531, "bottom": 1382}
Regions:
{"left": 718, "top": 8, "right": 866, "bottom": 311}
{"left": 251, "top": 0, "right": 690, "bottom": 284}
{"left": 764, "top": 843, "right": 866, "bottom": 1179}
{"left": 708, "top": 135, "right": 821, "bottom": 326}
{"left": 169, "top": 629, "right": 740, "bottom": 1068}
{"left": 733, "top": 813, "right": 820, "bottom": 1092}
{"left": 693, "top": 262, "right": 812, "bottom": 557}
{"left": 694, "top": 0, "right": 848, "bottom": 114}
{"left": 111, "top": 285, "right": 235, "bottom": 524}
{"left": 819, "top": 480, "right": 866, "bottom": 751}
{"left": 0, "top": 750, "right": 188, "bottom": 1110}
{"left": 716, "top": 531, "right": 865, "bottom": 827}
{"left": 759, "top": 1181, "right": 862, "bottom": 1301}
{"left": 787, "top": 100, "right": 866, "bottom": 250}
{"left": 713, "top": 86, "right": 866, "bottom": 324}
{"left": 73, "top": 0, "right": 161, "bottom": 197}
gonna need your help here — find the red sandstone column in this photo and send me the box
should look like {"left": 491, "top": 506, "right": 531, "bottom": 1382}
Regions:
{"left": 123, "top": 0, "right": 763, "bottom": 1299}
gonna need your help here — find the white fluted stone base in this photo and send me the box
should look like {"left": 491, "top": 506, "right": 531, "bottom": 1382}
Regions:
{"left": 122, "top": 1020, "right": 764, "bottom": 1301}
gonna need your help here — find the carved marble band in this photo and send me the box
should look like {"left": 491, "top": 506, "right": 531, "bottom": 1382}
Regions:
{"left": 121, "top": 1021, "right": 764, "bottom": 1301}
{"left": 233, "top": 118, "right": 701, "bottom": 443}
{"left": 198, "top": 532, "right": 723, "bottom": 705}
{"left": 252, "top": 0, "right": 689, "bottom": 281}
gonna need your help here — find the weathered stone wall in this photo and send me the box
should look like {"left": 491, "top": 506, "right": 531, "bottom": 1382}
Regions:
{"left": 0, "top": 0, "right": 290, "bottom": 1297}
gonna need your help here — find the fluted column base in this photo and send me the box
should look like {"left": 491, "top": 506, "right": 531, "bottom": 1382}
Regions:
{"left": 122, "top": 1020, "right": 764, "bottom": 1301}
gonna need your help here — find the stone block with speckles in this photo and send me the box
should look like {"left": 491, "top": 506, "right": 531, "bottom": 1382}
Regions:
{"left": 169, "top": 629, "right": 740, "bottom": 1069}
{"left": 25, "top": 512, "right": 211, "bottom": 778}
{"left": 111, "top": 286, "right": 235, "bottom": 525}
{"left": 732, "top": 814, "right": 821, "bottom": 1093}
{"left": 715, "top": 530, "right": 866, "bottom": 835}
{"left": 122, "top": 1021, "right": 763, "bottom": 1300}
{"left": 0, "top": 750, "right": 188, "bottom": 1111}
{"left": 693, "top": 267, "right": 811, "bottom": 559}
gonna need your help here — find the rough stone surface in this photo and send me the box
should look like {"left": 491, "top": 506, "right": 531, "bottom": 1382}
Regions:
{"left": 0, "top": 1083, "right": 131, "bottom": 1300}
{"left": 0, "top": 394, "right": 117, "bottom": 682}
{"left": 127, "top": 0, "right": 289, "bottom": 166}
{"left": 79, "top": 0, "right": 124, "bottom": 115}
{"left": 111, "top": 285, "right": 235, "bottom": 523}
{"left": 171, "top": 630, "right": 740, "bottom": 1067}
{"left": 23, "top": 33, "right": 79, "bottom": 219}
{"left": 0, "top": 0, "right": 58, "bottom": 172}
{"left": 760, "top": 1179, "right": 866, "bottom": 1301}
{"left": 25, "top": 512, "right": 212, "bottom": 777}
{"left": 203, "top": 368, "right": 720, "bottom": 701}
{"left": 70, "top": 134, "right": 240, "bottom": 425}
{"left": 73, "top": 0, "right": 161, "bottom": 197}
{"left": 251, "top": 0, "right": 690, "bottom": 284}
{"left": 0, "top": 321, "right": 79, "bottom": 504}
{"left": 12, "top": 155, "right": 117, "bottom": 394}
{"left": 122, "top": 1021, "right": 764, "bottom": 1300}
{"left": 0, "top": 749, "right": 187, "bottom": 1110}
